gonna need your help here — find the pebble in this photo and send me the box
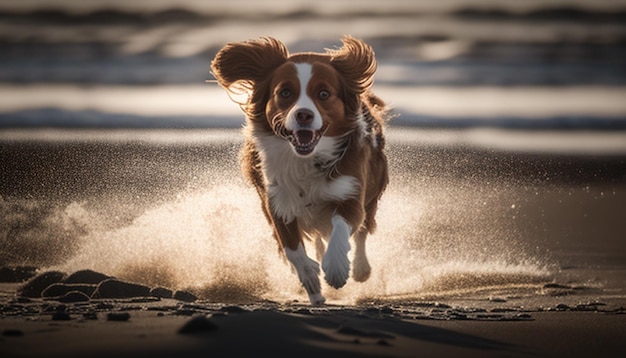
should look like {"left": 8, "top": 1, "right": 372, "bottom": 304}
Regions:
{"left": 18, "top": 271, "right": 66, "bottom": 298}
{"left": 42, "top": 283, "right": 96, "bottom": 298}
{"left": 63, "top": 269, "right": 111, "bottom": 285}
{"left": 107, "top": 312, "right": 131, "bottom": 322}
{"left": 91, "top": 279, "right": 151, "bottom": 299}
{"left": 178, "top": 315, "right": 218, "bottom": 334}
{"left": 219, "top": 305, "right": 248, "bottom": 314}
{"left": 150, "top": 287, "right": 173, "bottom": 299}
{"left": 57, "top": 291, "right": 91, "bottom": 303}
{"left": 2, "top": 329, "right": 24, "bottom": 337}
{"left": 173, "top": 290, "right": 197, "bottom": 303}
{"left": 52, "top": 311, "right": 71, "bottom": 321}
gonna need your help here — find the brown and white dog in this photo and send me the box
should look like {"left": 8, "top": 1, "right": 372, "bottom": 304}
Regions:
{"left": 211, "top": 36, "right": 388, "bottom": 304}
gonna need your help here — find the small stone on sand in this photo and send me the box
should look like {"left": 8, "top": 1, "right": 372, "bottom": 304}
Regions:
{"left": 107, "top": 312, "right": 131, "bottom": 322}
{"left": 178, "top": 315, "right": 218, "bottom": 334}
{"left": 150, "top": 287, "right": 173, "bottom": 299}
{"left": 2, "top": 329, "right": 24, "bottom": 337}
{"left": 91, "top": 279, "right": 151, "bottom": 299}
{"left": 64, "top": 269, "right": 111, "bottom": 284}
{"left": 58, "top": 291, "right": 91, "bottom": 303}
{"left": 42, "top": 283, "right": 96, "bottom": 298}
{"left": 173, "top": 290, "right": 197, "bottom": 302}
{"left": 219, "top": 305, "right": 248, "bottom": 314}
{"left": 18, "top": 271, "right": 66, "bottom": 298}
{"left": 52, "top": 312, "right": 71, "bottom": 321}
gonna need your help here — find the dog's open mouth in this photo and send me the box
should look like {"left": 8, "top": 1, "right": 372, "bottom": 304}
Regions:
{"left": 290, "top": 129, "right": 322, "bottom": 156}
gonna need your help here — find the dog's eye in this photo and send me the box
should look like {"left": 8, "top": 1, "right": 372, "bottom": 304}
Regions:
{"left": 279, "top": 89, "right": 292, "bottom": 98}
{"left": 318, "top": 90, "right": 330, "bottom": 100}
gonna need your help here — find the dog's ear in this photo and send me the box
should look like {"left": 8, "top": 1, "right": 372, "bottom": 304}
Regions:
{"left": 211, "top": 37, "right": 289, "bottom": 106}
{"left": 328, "top": 35, "right": 377, "bottom": 115}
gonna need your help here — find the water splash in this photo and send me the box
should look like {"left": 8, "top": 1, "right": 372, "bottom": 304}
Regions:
{"left": 35, "top": 177, "right": 548, "bottom": 303}
{"left": 58, "top": 185, "right": 279, "bottom": 294}
{"left": 2, "top": 131, "right": 552, "bottom": 303}
{"left": 0, "top": 197, "right": 94, "bottom": 266}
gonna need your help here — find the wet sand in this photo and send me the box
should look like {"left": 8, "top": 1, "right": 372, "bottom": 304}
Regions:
{"left": 1, "top": 128, "right": 625, "bottom": 357}
{"left": 1, "top": 282, "right": 624, "bottom": 357}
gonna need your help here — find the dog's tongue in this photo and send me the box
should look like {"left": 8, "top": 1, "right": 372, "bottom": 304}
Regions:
{"left": 295, "top": 129, "right": 314, "bottom": 145}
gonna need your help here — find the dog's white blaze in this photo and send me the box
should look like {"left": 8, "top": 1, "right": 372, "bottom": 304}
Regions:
{"left": 322, "top": 215, "right": 352, "bottom": 288}
{"left": 284, "top": 63, "right": 323, "bottom": 132}
{"left": 256, "top": 134, "right": 359, "bottom": 223}
{"left": 284, "top": 243, "right": 325, "bottom": 304}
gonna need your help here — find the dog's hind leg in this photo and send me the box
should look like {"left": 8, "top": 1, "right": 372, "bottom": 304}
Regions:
{"left": 314, "top": 235, "right": 326, "bottom": 262}
{"left": 352, "top": 228, "right": 371, "bottom": 282}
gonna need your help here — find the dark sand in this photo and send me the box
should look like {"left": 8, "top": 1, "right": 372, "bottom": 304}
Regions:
{"left": 1, "top": 286, "right": 624, "bottom": 357}
{"left": 1, "top": 128, "right": 625, "bottom": 357}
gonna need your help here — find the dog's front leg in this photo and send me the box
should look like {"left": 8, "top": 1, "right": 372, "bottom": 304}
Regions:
{"left": 322, "top": 214, "right": 352, "bottom": 289}
{"left": 274, "top": 218, "right": 325, "bottom": 305}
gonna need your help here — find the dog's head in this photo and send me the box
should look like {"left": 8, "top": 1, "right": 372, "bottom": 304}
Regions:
{"left": 211, "top": 36, "right": 377, "bottom": 157}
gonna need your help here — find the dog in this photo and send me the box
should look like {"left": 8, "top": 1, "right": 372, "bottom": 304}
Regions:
{"left": 211, "top": 36, "right": 388, "bottom": 304}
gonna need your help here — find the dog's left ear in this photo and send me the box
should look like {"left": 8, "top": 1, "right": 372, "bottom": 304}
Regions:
{"left": 328, "top": 36, "right": 377, "bottom": 114}
{"left": 211, "top": 37, "right": 289, "bottom": 107}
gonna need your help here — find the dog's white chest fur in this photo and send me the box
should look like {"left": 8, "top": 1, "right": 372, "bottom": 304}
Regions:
{"left": 254, "top": 134, "right": 359, "bottom": 223}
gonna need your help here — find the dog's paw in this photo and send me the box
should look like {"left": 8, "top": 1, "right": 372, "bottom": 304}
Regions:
{"left": 297, "top": 256, "right": 322, "bottom": 295}
{"left": 322, "top": 247, "right": 350, "bottom": 289}
{"left": 285, "top": 245, "right": 323, "bottom": 303}
{"left": 308, "top": 292, "right": 326, "bottom": 305}
{"left": 323, "top": 259, "right": 349, "bottom": 289}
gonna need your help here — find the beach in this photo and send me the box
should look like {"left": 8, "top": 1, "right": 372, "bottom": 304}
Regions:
{"left": 1, "top": 0, "right": 626, "bottom": 356}
{"left": 1, "top": 297, "right": 624, "bottom": 357}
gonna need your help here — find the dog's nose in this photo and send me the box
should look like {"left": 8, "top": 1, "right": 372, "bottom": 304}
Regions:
{"left": 296, "top": 109, "right": 314, "bottom": 126}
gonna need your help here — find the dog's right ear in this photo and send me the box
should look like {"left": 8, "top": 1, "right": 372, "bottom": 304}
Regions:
{"left": 211, "top": 37, "right": 289, "bottom": 106}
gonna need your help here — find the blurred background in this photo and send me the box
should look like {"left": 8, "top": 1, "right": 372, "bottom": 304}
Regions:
{"left": 0, "top": 0, "right": 625, "bottom": 130}
{"left": 1, "top": 0, "right": 625, "bottom": 300}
